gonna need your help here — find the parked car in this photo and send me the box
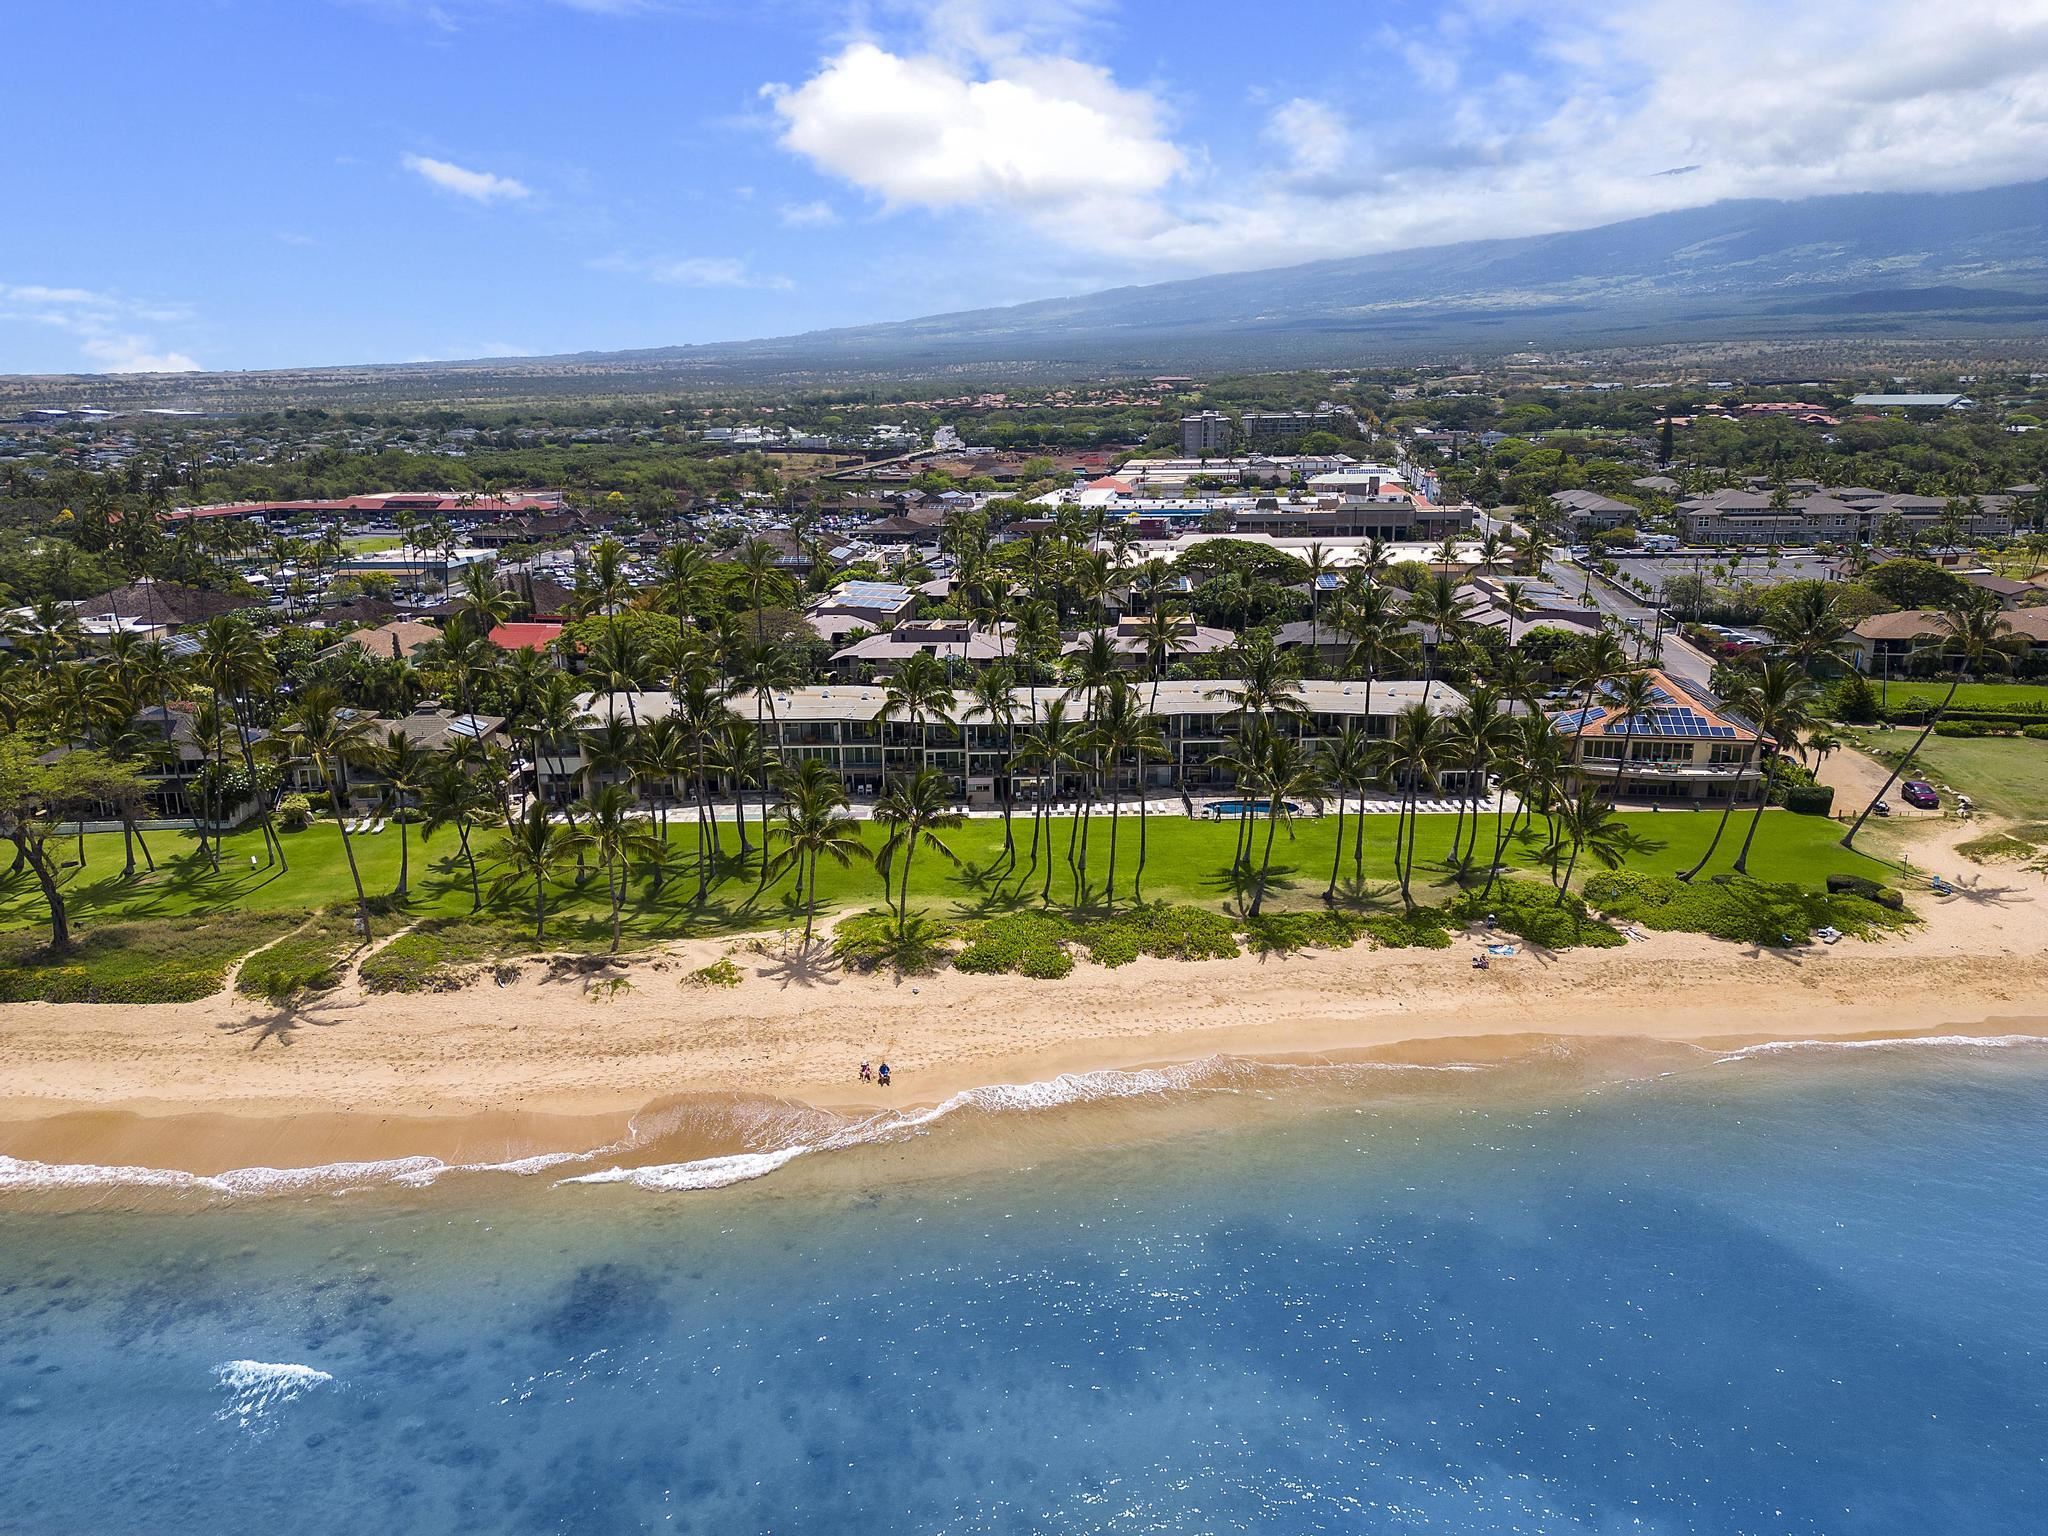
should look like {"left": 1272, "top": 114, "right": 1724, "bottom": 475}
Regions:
{"left": 1902, "top": 780, "right": 1940, "bottom": 810}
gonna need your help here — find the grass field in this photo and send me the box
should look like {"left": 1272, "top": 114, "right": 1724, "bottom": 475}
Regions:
{"left": 1868, "top": 680, "right": 2048, "bottom": 714}
{"left": 0, "top": 808, "right": 1896, "bottom": 940}
{"left": 0, "top": 809, "right": 1910, "bottom": 997}
{"left": 340, "top": 534, "right": 402, "bottom": 553}
{"left": 1852, "top": 729, "right": 2048, "bottom": 823}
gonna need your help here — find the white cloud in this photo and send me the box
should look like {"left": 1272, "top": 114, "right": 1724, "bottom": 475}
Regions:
{"left": 764, "top": 0, "right": 2048, "bottom": 277}
{"left": 779, "top": 199, "right": 840, "bottom": 228}
{"left": 763, "top": 37, "right": 1182, "bottom": 239}
{"left": 590, "top": 254, "right": 793, "bottom": 290}
{"left": 81, "top": 336, "right": 201, "bottom": 373}
{"left": 401, "top": 152, "right": 531, "bottom": 203}
{"left": 1264, "top": 99, "right": 1349, "bottom": 180}
{"left": 0, "top": 281, "right": 201, "bottom": 373}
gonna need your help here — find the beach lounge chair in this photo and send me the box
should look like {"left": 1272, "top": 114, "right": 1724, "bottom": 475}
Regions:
{"left": 370, "top": 819, "right": 386, "bottom": 835}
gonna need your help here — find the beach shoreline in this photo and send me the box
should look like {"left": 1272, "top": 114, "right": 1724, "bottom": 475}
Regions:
{"left": 5, "top": 881, "right": 2047, "bottom": 1185}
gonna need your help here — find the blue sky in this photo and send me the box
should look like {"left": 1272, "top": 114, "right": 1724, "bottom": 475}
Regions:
{"left": 5, "top": 0, "right": 2048, "bottom": 374}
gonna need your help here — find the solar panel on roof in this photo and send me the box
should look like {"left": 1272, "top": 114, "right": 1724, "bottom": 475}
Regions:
{"left": 1609, "top": 707, "right": 1737, "bottom": 738}
{"left": 1551, "top": 707, "right": 1606, "bottom": 732}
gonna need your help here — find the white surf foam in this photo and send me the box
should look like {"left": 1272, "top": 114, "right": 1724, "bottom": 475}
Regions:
{"left": 214, "top": 1360, "right": 333, "bottom": 1430}
{"left": 1716, "top": 1033, "right": 2048, "bottom": 1062}
{"left": 0, "top": 1146, "right": 603, "bottom": 1198}
{"left": 562, "top": 1145, "right": 812, "bottom": 1192}
{"left": 555, "top": 1056, "right": 1484, "bottom": 1196}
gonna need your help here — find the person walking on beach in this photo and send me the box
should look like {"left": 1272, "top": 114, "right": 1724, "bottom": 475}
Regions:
{"left": 859, "top": 1061, "right": 873, "bottom": 1083}
{"left": 877, "top": 1061, "right": 891, "bottom": 1088}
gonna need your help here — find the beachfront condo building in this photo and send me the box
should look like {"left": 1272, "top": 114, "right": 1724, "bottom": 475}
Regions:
{"left": 541, "top": 680, "right": 1470, "bottom": 806}
{"left": 1549, "top": 669, "right": 1765, "bottom": 804}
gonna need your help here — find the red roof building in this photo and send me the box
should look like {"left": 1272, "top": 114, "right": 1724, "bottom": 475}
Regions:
{"left": 487, "top": 621, "right": 566, "bottom": 652}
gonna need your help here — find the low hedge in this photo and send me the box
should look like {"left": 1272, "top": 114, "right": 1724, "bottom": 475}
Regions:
{"left": 1781, "top": 783, "right": 1837, "bottom": 815}
{"left": 0, "top": 913, "right": 303, "bottom": 1005}
{"left": 1586, "top": 870, "right": 1912, "bottom": 945}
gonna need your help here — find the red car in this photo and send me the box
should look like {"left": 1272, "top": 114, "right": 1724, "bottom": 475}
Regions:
{"left": 1901, "top": 781, "right": 1940, "bottom": 810}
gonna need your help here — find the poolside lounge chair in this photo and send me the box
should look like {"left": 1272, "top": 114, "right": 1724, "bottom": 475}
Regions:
{"left": 370, "top": 819, "right": 386, "bottom": 835}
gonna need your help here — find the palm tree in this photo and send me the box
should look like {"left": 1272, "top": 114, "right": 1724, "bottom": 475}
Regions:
{"left": 1242, "top": 729, "right": 1325, "bottom": 917}
{"left": 873, "top": 651, "right": 954, "bottom": 793}
{"left": 1088, "top": 676, "right": 1162, "bottom": 909}
{"left": 1061, "top": 628, "right": 1121, "bottom": 901}
{"left": 1017, "top": 697, "right": 1085, "bottom": 899}
{"left": 452, "top": 561, "right": 518, "bottom": 645}
{"left": 963, "top": 662, "right": 1020, "bottom": 871}
{"left": 360, "top": 726, "right": 434, "bottom": 898}
{"left": 1378, "top": 703, "right": 1447, "bottom": 908}
{"left": 1730, "top": 664, "right": 1819, "bottom": 875}
{"left": 420, "top": 753, "right": 500, "bottom": 911}
{"left": 280, "top": 686, "right": 373, "bottom": 936}
{"left": 1484, "top": 714, "right": 1564, "bottom": 899}
{"left": 1134, "top": 602, "right": 1192, "bottom": 714}
{"left": 1546, "top": 787, "right": 1629, "bottom": 903}
{"left": 768, "top": 759, "right": 867, "bottom": 940}
{"left": 871, "top": 767, "right": 965, "bottom": 935}
{"left": 1842, "top": 597, "right": 2017, "bottom": 850}
{"left": 1405, "top": 571, "right": 1465, "bottom": 707}
{"left": 1319, "top": 721, "right": 1375, "bottom": 902}
{"left": 1597, "top": 670, "right": 1659, "bottom": 807}
{"left": 1680, "top": 661, "right": 1799, "bottom": 881}
{"left": 632, "top": 714, "right": 693, "bottom": 871}
{"left": 1497, "top": 580, "right": 1533, "bottom": 646}
{"left": 196, "top": 613, "right": 287, "bottom": 872}
{"left": 489, "top": 801, "right": 584, "bottom": 942}
{"left": 576, "top": 782, "right": 662, "bottom": 952}
{"left": 1444, "top": 685, "right": 1512, "bottom": 869}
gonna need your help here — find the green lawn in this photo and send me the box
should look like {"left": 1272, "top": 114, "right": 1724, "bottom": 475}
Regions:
{"left": 341, "top": 534, "right": 401, "bottom": 553}
{"left": 1868, "top": 680, "right": 2048, "bottom": 714}
{"left": 1850, "top": 729, "right": 2048, "bottom": 823}
{"left": 0, "top": 807, "right": 1898, "bottom": 947}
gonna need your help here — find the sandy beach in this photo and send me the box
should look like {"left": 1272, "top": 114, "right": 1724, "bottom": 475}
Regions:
{"left": 4, "top": 793, "right": 2046, "bottom": 1182}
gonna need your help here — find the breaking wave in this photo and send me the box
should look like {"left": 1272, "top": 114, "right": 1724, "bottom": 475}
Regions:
{"left": 214, "top": 1360, "right": 333, "bottom": 1431}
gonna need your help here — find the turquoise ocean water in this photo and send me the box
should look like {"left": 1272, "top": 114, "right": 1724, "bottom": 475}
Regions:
{"left": 4, "top": 1037, "right": 2047, "bottom": 1533}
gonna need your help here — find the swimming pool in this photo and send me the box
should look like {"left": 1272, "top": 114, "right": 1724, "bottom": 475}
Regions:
{"left": 1208, "top": 799, "right": 1300, "bottom": 817}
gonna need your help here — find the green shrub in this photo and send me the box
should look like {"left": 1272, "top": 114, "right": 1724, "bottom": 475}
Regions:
{"left": 1824, "top": 673, "right": 1881, "bottom": 724}
{"left": 1360, "top": 908, "right": 1455, "bottom": 949}
{"left": 1586, "top": 870, "right": 1913, "bottom": 945}
{"left": 1448, "top": 878, "right": 1623, "bottom": 949}
{"left": 954, "top": 912, "right": 1075, "bottom": 978}
{"left": 1824, "top": 873, "right": 1906, "bottom": 911}
{"left": 0, "top": 913, "right": 303, "bottom": 1005}
{"left": 831, "top": 911, "right": 956, "bottom": 975}
{"left": 1080, "top": 904, "right": 1239, "bottom": 965}
{"left": 276, "top": 793, "right": 314, "bottom": 832}
{"left": 2024, "top": 724, "right": 2048, "bottom": 740}
{"left": 361, "top": 916, "right": 544, "bottom": 992}
{"left": 685, "top": 958, "right": 742, "bottom": 988}
{"left": 1242, "top": 910, "right": 1368, "bottom": 954}
{"left": 235, "top": 911, "right": 362, "bottom": 1001}
{"left": 1781, "top": 783, "right": 1837, "bottom": 815}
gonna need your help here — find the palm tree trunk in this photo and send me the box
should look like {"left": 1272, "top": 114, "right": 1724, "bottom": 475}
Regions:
{"left": 1679, "top": 748, "right": 1754, "bottom": 881}
{"left": 1135, "top": 791, "right": 1149, "bottom": 904}
{"left": 1732, "top": 756, "right": 1778, "bottom": 874}
{"left": 396, "top": 813, "right": 410, "bottom": 897}
{"left": 1842, "top": 671, "right": 1966, "bottom": 850}
{"left": 326, "top": 763, "right": 372, "bottom": 938}
{"left": 897, "top": 842, "right": 918, "bottom": 936}
{"left": 1481, "top": 786, "right": 1512, "bottom": 898}
{"left": 1104, "top": 788, "right": 1121, "bottom": 912}
{"left": 460, "top": 825, "right": 482, "bottom": 912}
{"left": 1250, "top": 805, "right": 1283, "bottom": 915}
{"left": 1325, "top": 793, "right": 1346, "bottom": 900}
{"left": 533, "top": 872, "right": 547, "bottom": 941}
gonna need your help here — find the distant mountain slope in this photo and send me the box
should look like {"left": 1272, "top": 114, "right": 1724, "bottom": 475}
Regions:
{"left": 13, "top": 180, "right": 2048, "bottom": 407}
{"left": 656, "top": 179, "right": 2048, "bottom": 372}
